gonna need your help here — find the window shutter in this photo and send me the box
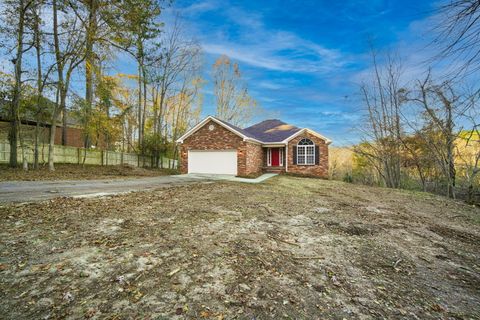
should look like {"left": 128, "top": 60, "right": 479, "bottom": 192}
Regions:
{"left": 315, "top": 146, "right": 319, "bottom": 165}
{"left": 293, "top": 146, "right": 297, "bottom": 165}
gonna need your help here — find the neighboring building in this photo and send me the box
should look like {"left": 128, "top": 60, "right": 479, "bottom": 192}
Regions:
{"left": 0, "top": 98, "right": 85, "bottom": 148}
{"left": 0, "top": 118, "right": 85, "bottom": 148}
{"left": 176, "top": 116, "right": 332, "bottom": 177}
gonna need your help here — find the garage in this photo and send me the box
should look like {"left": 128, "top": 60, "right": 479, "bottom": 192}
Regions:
{"left": 188, "top": 150, "right": 238, "bottom": 175}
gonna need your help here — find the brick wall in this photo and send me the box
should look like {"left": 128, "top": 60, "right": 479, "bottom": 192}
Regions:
{"left": 180, "top": 120, "right": 248, "bottom": 175}
{"left": 0, "top": 120, "right": 85, "bottom": 148}
{"left": 243, "top": 142, "right": 263, "bottom": 177}
{"left": 54, "top": 126, "right": 84, "bottom": 148}
{"left": 179, "top": 120, "right": 327, "bottom": 177}
{"left": 287, "top": 132, "right": 329, "bottom": 178}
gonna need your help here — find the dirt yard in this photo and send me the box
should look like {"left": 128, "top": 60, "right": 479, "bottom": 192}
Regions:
{"left": 0, "top": 176, "right": 479, "bottom": 319}
{"left": 0, "top": 164, "right": 178, "bottom": 181}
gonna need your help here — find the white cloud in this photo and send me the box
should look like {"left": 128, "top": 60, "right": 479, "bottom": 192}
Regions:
{"left": 177, "top": 1, "right": 349, "bottom": 74}
{"left": 181, "top": 0, "right": 220, "bottom": 15}
{"left": 256, "top": 80, "right": 284, "bottom": 90}
{"left": 202, "top": 31, "right": 347, "bottom": 74}
{"left": 350, "top": 7, "right": 480, "bottom": 88}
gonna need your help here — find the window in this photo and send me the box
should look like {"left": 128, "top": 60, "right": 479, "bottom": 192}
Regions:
{"left": 297, "top": 138, "right": 315, "bottom": 165}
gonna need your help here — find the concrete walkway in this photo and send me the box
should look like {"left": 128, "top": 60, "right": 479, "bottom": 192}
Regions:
{"left": 178, "top": 173, "right": 278, "bottom": 183}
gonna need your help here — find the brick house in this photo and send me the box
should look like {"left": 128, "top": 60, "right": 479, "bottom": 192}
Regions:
{"left": 176, "top": 116, "right": 332, "bottom": 177}
{"left": 0, "top": 119, "right": 85, "bottom": 148}
{"left": 0, "top": 98, "right": 87, "bottom": 148}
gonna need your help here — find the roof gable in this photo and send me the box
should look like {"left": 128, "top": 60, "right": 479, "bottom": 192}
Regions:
{"left": 176, "top": 116, "right": 262, "bottom": 144}
{"left": 283, "top": 128, "right": 332, "bottom": 144}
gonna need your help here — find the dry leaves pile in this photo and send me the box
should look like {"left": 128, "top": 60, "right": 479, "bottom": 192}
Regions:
{"left": 0, "top": 164, "right": 177, "bottom": 182}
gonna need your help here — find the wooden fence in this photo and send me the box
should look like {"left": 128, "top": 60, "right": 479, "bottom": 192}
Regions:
{"left": 0, "top": 141, "right": 177, "bottom": 168}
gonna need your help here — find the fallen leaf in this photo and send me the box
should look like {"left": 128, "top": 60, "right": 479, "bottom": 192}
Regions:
{"left": 200, "top": 310, "right": 211, "bottom": 318}
{"left": 168, "top": 268, "right": 181, "bottom": 277}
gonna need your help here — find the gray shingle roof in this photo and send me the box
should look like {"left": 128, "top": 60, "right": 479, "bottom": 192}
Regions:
{"left": 212, "top": 117, "right": 302, "bottom": 142}
{"left": 212, "top": 117, "right": 260, "bottom": 140}
{"left": 243, "top": 119, "right": 301, "bottom": 142}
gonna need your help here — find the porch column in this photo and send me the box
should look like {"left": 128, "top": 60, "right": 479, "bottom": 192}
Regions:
{"left": 285, "top": 145, "right": 288, "bottom": 172}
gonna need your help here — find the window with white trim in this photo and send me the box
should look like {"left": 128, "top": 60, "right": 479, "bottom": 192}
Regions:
{"left": 297, "top": 138, "right": 315, "bottom": 165}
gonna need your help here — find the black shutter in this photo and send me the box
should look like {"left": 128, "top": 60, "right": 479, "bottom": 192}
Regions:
{"left": 293, "top": 146, "right": 297, "bottom": 165}
{"left": 315, "top": 146, "right": 319, "bottom": 165}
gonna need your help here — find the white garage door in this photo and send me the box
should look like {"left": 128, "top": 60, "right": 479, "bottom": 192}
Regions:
{"left": 188, "top": 150, "right": 238, "bottom": 175}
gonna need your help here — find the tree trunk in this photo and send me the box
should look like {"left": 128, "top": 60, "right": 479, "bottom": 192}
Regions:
{"left": 9, "top": 0, "right": 28, "bottom": 168}
{"left": 142, "top": 64, "right": 147, "bottom": 152}
{"left": 34, "top": 119, "right": 40, "bottom": 169}
{"left": 137, "top": 61, "right": 143, "bottom": 154}
{"left": 62, "top": 108, "right": 68, "bottom": 145}
{"left": 18, "top": 121, "right": 28, "bottom": 171}
{"left": 84, "top": 0, "right": 97, "bottom": 152}
{"left": 445, "top": 93, "right": 456, "bottom": 199}
{"left": 49, "top": 0, "right": 64, "bottom": 171}
{"left": 48, "top": 92, "right": 59, "bottom": 171}
{"left": 33, "top": 3, "right": 42, "bottom": 170}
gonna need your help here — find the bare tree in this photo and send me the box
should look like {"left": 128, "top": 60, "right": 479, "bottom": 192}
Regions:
{"left": 407, "top": 72, "right": 465, "bottom": 198}
{"left": 1, "top": 0, "right": 35, "bottom": 168}
{"left": 48, "top": 0, "right": 86, "bottom": 171}
{"left": 455, "top": 93, "right": 479, "bottom": 203}
{"left": 433, "top": 0, "right": 480, "bottom": 77}
{"left": 148, "top": 17, "right": 201, "bottom": 167}
{"left": 107, "top": 0, "right": 163, "bottom": 162}
{"left": 31, "top": 0, "right": 45, "bottom": 169}
{"left": 68, "top": 0, "right": 123, "bottom": 149}
{"left": 213, "top": 55, "right": 258, "bottom": 127}
{"left": 167, "top": 65, "right": 203, "bottom": 168}
{"left": 356, "top": 50, "right": 404, "bottom": 188}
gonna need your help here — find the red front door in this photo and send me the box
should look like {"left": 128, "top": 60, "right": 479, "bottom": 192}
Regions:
{"left": 271, "top": 148, "right": 280, "bottom": 166}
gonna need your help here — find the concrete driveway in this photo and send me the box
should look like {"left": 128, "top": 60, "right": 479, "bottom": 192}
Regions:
{"left": 0, "top": 173, "right": 278, "bottom": 203}
{"left": 0, "top": 175, "right": 213, "bottom": 203}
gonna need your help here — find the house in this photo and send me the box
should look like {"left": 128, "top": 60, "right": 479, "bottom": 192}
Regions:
{"left": 0, "top": 117, "right": 86, "bottom": 148}
{"left": 0, "top": 99, "right": 86, "bottom": 148}
{"left": 176, "top": 116, "right": 332, "bottom": 177}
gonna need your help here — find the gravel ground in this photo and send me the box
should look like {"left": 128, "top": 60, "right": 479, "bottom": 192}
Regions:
{"left": 0, "top": 176, "right": 479, "bottom": 319}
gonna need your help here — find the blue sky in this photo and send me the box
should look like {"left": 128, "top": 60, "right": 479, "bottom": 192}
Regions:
{"left": 158, "top": 0, "right": 441, "bottom": 145}
{"left": 0, "top": 0, "right": 449, "bottom": 146}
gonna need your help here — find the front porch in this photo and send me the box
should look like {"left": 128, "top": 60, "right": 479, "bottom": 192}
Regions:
{"left": 263, "top": 146, "right": 286, "bottom": 173}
